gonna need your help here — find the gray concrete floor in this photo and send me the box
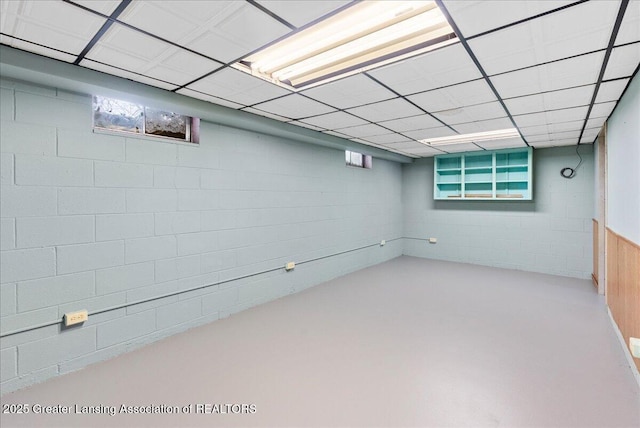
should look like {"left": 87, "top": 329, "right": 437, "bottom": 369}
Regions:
{"left": 1, "top": 256, "right": 639, "bottom": 427}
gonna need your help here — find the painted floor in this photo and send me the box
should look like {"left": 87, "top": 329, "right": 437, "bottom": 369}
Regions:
{"left": 1, "top": 256, "right": 639, "bottom": 427}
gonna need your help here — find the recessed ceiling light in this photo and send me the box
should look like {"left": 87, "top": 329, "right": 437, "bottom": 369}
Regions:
{"left": 420, "top": 128, "right": 521, "bottom": 146}
{"left": 232, "top": 1, "right": 457, "bottom": 90}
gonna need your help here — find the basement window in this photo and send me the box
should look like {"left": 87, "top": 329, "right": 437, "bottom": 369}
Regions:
{"left": 93, "top": 96, "right": 200, "bottom": 144}
{"left": 346, "top": 150, "right": 372, "bottom": 169}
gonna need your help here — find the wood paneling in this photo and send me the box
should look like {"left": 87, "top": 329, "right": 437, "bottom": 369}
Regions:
{"left": 606, "top": 227, "right": 640, "bottom": 371}
{"left": 593, "top": 219, "right": 598, "bottom": 287}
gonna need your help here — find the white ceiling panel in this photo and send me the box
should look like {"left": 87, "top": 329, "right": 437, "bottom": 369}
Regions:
{"left": 453, "top": 117, "right": 513, "bottom": 134}
{"left": 383, "top": 141, "right": 428, "bottom": 150}
{"left": 547, "top": 119, "right": 584, "bottom": 134}
{"left": 288, "top": 121, "right": 325, "bottom": 132}
{"left": 604, "top": 43, "right": 640, "bottom": 80}
{"left": 323, "top": 130, "right": 350, "bottom": 138}
{"left": 432, "top": 102, "right": 507, "bottom": 125}
{"left": 595, "top": 79, "right": 630, "bottom": 104}
{"left": 590, "top": 101, "right": 617, "bottom": 118}
{"left": 526, "top": 134, "right": 553, "bottom": 143}
{"left": 504, "top": 85, "right": 594, "bottom": 116}
{"left": 251, "top": 94, "right": 335, "bottom": 119}
{"left": 368, "top": 43, "right": 481, "bottom": 95}
{"left": 242, "top": 107, "right": 290, "bottom": 122}
{"left": 520, "top": 124, "right": 550, "bottom": 137}
{"left": 255, "top": 1, "right": 350, "bottom": 28}
{"left": 408, "top": 79, "right": 497, "bottom": 113}
{"left": 403, "top": 126, "right": 457, "bottom": 141}
{"left": 118, "top": 1, "right": 291, "bottom": 63}
{"left": 378, "top": 114, "right": 443, "bottom": 133}
{"left": 531, "top": 139, "right": 577, "bottom": 148}
{"left": 80, "top": 59, "right": 179, "bottom": 91}
{"left": 490, "top": 51, "right": 604, "bottom": 99}
{"left": 580, "top": 128, "right": 601, "bottom": 143}
{"left": 71, "top": 1, "right": 120, "bottom": 16}
{"left": 548, "top": 130, "right": 581, "bottom": 141}
{"left": 187, "top": 67, "right": 290, "bottom": 106}
{"left": 476, "top": 137, "right": 527, "bottom": 150}
{"left": 346, "top": 98, "right": 423, "bottom": 123}
{"left": 404, "top": 146, "right": 446, "bottom": 157}
{"left": 332, "top": 123, "right": 389, "bottom": 139}
{"left": 585, "top": 117, "right": 607, "bottom": 132}
{"left": 438, "top": 143, "right": 484, "bottom": 154}
{"left": 614, "top": 0, "right": 640, "bottom": 45}
{"left": 363, "top": 134, "right": 414, "bottom": 145}
{"left": 87, "top": 24, "right": 221, "bottom": 86}
{"left": 301, "top": 74, "right": 396, "bottom": 109}
{"left": 0, "top": 0, "right": 107, "bottom": 55}
{"left": 442, "top": 0, "right": 575, "bottom": 39}
{"left": 301, "top": 111, "right": 368, "bottom": 130}
{"left": 0, "top": 34, "right": 76, "bottom": 62}
{"left": 513, "top": 106, "right": 589, "bottom": 128}
{"left": 176, "top": 88, "right": 244, "bottom": 109}
{"left": 469, "top": 1, "right": 621, "bottom": 75}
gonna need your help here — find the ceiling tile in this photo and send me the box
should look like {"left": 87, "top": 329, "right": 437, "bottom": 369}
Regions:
{"left": 71, "top": 0, "right": 120, "bottom": 15}
{"left": 595, "top": 79, "right": 630, "bottom": 104}
{"left": 513, "top": 106, "right": 589, "bottom": 128}
{"left": 403, "top": 146, "right": 444, "bottom": 157}
{"left": 476, "top": 137, "right": 527, "bottom": 150}
{"left": 346, "top": 98, "right": 423, "bottom": 123}
{"left": 1, "top": 0, "right": 108, "bottom": 55}
{"left": 117, "top": 0, "right": 291, "bottom": 63}
{"left": 614, "top": 0, "right": 640, "bottom": 45}
{"left": 255, "top": 1, "right": 350, "bottom": 28}
{"left": 408, "top": 79, "right": 496, "bottom": 113}
{"left": 301, "top": 111, "right": 368, "bottom": 130}
{"left": 187, "top": 67, "right": 290, "bottom": 106}
{"left": 242, "top": 107, "right": 290, "bottom": 122}
{"left": 251, "top": 94, "right": 335, "bottom": 119}
{"left": 504, "top": 85, "right": 594, "bottom": 115}
{"left": 468, "top": 1, "right": 621, "bottom": 75}
{"left": 547, "top": 119, "right": 584, "bottom": 134}
{"left": 336, "top": 123, "right": 391, "bottom": 139}
{"left": 548, "top": 130, "right": 581, "bottom": 141}
{"left": 442, "top": 0, "right": 575, "bottom": 39}
{"left": 363, "top": 134, "right": 414, "bottom": 145}
{"left": 323, "top": 130, "right": 350, "bottom": 139}
{"left": 378, "top": 114, "right": 443, "bottom": 133}
{"left": 0, "top": 34, "right": 76, "bottom": 62}
{"left": 432, "top": 101, "right": 507, "bottom": 125}
{"left": 288, "top": 121, "right": 325, "bottom": 132}
{"left": 87, "top": 23, "right": 222, "bottom": 86}
{"left": 585, "top": 116, "right": 607, "bottom": 131}
{"left": 590, "top": 101, "right": 617, "bottom": 118}
{"left": 453, "top": 117, "right": 514, "bottom": 134}
{"left": 383, "top": 141, "right": 427, "bottom": 150}
{"left": 403, "top": 126, "right": 457, "bottom": 141}
{"left": 176, "top": 88, "right": 244, "bottom": 109}
{"left": 520, "top": 124, "right": 550, "bottom": 138}
{"left": 580, "top": 128, "right": 601, "bottom": 143}
{"left": 438, "top": 143, "right": 484, "bottom": 154}
{"left": 604, "top": 43, "right": 640, "bottom": 80}
{"left": 367, "top": 43, "right": 482, "bottom": 95}
{"left": 490, "top": 51, "right": 604, "bottom": 99}
{"left": 80, "top": 59, "right": 179, "bottom": 91}
{"left": 301, "top": 74, "right": 396, "bottom": 109}
{"left": 532, "top": 139, "right": 577, "bottom": 148}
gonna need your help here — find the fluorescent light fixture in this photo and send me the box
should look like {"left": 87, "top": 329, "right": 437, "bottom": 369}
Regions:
{"left": 232, "top": 1, "right": 456, "bottom": 90}
{"left": 420, "top": 128, "right": 521, "bottom": 146}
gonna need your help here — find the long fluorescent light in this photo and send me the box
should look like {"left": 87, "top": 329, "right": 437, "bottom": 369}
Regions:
{"left": 420, "top": 128, "right": 521, "bottom": 146}
{"left": 232, "top": 1, "right": 456, "bottom": 90}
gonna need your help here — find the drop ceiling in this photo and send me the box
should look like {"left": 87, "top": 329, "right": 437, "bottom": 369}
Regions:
{"left": 1, "top": 0, "right": 638, "bottom": 158}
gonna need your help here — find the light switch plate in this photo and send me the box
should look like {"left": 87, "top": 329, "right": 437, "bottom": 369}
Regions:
{"left": 630, "top": 337, "right": 640, "bottom": 358}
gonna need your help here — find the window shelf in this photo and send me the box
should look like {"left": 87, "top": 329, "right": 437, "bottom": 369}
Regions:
{"left": 434, "top": 148, "right": 532, "bottom": 200}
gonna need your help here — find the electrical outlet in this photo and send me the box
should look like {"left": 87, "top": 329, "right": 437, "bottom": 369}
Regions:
{"left": 630, "top": 337, "right": 640, "bottom": 358}
{"left": 380, "top": 240, "right": 386, "bottom": 246}
{"left": 64, "top": 310, "right": 88, "bottom": 327}
{"left": 429, "top": 237, "right": 437, "bottom": 244}
{"left": 285, "top": 262, "right": 295, "bottom": 271}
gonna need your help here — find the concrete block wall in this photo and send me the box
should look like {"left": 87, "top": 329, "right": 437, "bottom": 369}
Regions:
{"left": 0, "top": 78, "right": 403, "bottom": 394}
{"left": 402, "top": 146, "right": 595, "bottom": 278}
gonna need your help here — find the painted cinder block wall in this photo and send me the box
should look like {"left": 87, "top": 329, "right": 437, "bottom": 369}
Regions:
{"left": 0, "top": 77, "right": 404, "bottom": 394}
{"left": 402, "top": 145, "right": 595, "bottom": 279}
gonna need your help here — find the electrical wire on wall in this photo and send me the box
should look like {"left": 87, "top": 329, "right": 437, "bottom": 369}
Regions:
{"left": 560, "top": 144, "right": 584, "bottom": 179}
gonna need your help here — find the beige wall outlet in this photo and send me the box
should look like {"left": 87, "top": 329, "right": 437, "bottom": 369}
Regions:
{"left": 64, "top": 310, "right": 88, "bottom": 327}
{"left": 285, "top": 262, "right": 295, "bottom": 271}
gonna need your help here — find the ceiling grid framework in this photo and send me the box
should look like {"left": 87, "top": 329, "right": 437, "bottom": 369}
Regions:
{"left": 0, "top": 0, "right": 638, "bottom": 158}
